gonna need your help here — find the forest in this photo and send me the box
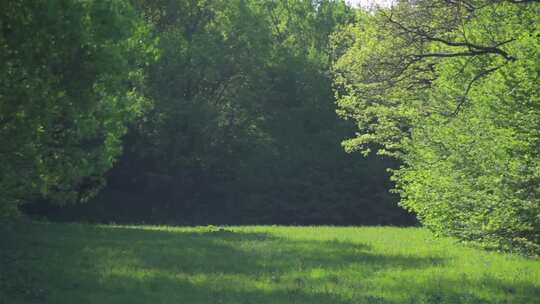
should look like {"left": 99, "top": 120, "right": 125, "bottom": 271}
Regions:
{"left": 1, "top": 1, "right": 540, "bottom": 303}
{"left": 2, "top": 0, "right": 540, "bottom": 254}
{"left": 4, "top": 0, "right": 417, "bottom": 226}
{"left": 4, "top": 0, "right": 414, "bottom": 226}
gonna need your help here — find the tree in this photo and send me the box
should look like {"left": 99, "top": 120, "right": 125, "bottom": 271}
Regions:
{"left": 333, "top": 0, "right": 540, "bottom": 253}
{"left": 0, "top": 0, "right": 156, "bottom": 217}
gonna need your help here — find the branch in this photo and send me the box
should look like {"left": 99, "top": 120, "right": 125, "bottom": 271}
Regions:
{"left": 452, "top": 64, "right": 503, "bottom": 115}
{"left": 383, "top": 12, "right": 516, "bottom": 61}
{"left": 414, "top": 51, "right": 488, "bottom": 58}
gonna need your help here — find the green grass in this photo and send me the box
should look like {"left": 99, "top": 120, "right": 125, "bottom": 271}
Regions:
{"left": 2, "top": 221, "right": 540, "bottom": 304}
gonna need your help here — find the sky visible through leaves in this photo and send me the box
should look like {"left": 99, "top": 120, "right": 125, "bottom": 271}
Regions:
{"left": 347, "top": 0, "right": 393, "bottom": 7}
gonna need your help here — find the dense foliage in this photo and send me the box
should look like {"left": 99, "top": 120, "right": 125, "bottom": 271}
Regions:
{"left": 8, "top": 0, "right": 413, "bottom": 225}
{"left": 3, "top": 0, "right": 540, "bottom": 254}
{"left": 0, "top": 0, "right": 156, "bottom": 217}
{"left": 333, "top": 0, "right": 540, "bottom": 253}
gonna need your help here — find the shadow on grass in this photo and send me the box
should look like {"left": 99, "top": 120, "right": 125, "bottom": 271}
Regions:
{"left": 1, "top": 222, "right": 539, "bottom": 304}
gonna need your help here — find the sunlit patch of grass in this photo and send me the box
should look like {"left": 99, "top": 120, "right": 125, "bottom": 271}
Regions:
{"left": 2, "top": 221, "right": 539, "bottom": 303}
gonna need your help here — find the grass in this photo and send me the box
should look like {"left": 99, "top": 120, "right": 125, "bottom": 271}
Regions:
{"left": 1, "top": 221, "right": 540, "bottom": 304}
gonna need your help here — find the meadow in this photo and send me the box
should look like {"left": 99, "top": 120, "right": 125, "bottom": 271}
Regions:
{"left": 2, "top": 221, "right": 539, "bottom": 304}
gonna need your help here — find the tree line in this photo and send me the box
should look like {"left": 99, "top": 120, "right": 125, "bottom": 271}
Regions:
{"left": 3, "top": 0, "right": 413, "bottom": 226}
{"left": 2, "top": 0, "right": 539, "bottom": 254}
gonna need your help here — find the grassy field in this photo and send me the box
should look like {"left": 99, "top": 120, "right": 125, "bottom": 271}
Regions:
{"left": 1, "top": 221, "right": 540, "bottom": 304}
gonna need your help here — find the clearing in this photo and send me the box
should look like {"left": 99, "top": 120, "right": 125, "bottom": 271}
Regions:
{"left": 2, "top": 221, "right": 540, "bottom": 303}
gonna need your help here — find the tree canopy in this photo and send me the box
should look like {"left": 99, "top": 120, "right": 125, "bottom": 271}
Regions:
{"left": 0, "top": 0, "right": 156, "bottom": 217}
{"left": 333, "top": 0, "right": 540, "bottom": 253}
